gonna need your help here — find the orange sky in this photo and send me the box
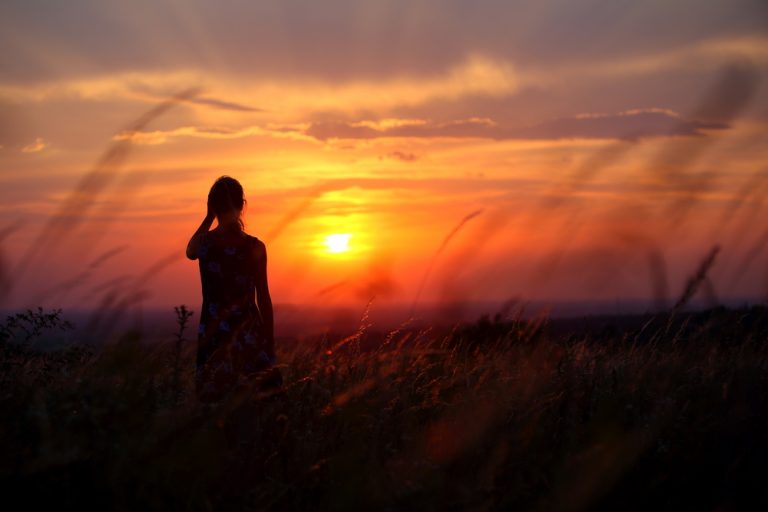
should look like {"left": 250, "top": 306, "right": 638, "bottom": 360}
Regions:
{"left": 1, "top": 1, "right": 767, "bottom": 313}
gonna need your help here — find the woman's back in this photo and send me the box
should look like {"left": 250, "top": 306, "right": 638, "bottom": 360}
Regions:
{"left": 198, "top": 227, "right": 263, "bottom": 314}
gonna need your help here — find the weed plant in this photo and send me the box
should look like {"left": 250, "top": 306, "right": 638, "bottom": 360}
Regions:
{"left": 1, "top": 306, "right": 767, "bottom": 511}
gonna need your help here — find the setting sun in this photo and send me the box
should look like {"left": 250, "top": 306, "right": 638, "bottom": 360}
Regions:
{"left": 324, "top": 233, "right": 352, "bottom": 254}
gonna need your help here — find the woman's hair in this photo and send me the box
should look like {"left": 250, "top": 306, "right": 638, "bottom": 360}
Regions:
{"left": 208, "top": 176, "right": 246, "bottom": 228}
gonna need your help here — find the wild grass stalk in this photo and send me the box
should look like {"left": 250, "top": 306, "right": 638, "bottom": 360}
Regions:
{"left": 172, "top": 305, "right": 194, "bottom": 403}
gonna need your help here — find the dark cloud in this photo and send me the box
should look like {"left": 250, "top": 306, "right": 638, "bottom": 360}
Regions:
{"left": 304, "top": 109, "right": 729, "bottom": 142}
{"left": 0, "top": 0, "right": 765, "bottom": 85}
{"left": 383, "top": 150, "right": 419, "bottom": 162}
{"left": 513, "top": 110, "right": 727, "bottom": 140}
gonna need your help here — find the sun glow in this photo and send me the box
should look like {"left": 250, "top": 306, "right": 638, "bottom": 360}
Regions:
{"left": 324, "top": 233, "right": 352, "bottom": 254}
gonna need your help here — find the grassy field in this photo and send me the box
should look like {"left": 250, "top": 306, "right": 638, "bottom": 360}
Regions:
{"left": 1, "top": 305, "right": 767, "bottom": 511}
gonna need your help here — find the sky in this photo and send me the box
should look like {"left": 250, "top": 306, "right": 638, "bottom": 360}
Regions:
{"left": 1, "top": 0, "right": 767, "bottom": 315}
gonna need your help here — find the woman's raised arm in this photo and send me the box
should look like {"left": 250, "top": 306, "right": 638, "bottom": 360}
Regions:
{"left": 186, "top": 206, "right": 215, "bottom": 260}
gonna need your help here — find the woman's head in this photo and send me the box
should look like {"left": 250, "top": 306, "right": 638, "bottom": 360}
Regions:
{"left": 208, "top": 176, "right": 246, "bottom": 228}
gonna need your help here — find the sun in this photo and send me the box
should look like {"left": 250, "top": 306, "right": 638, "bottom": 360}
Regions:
{"left": 324, "top": 233, "right": 352, "bottom": 254}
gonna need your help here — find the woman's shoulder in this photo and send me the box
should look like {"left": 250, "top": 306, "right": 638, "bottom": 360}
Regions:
{"left": 242, "top": 231, "right": 262, "bottom": 244}
{"left": 243, "top": 232, "right": 266, "bottom": 255}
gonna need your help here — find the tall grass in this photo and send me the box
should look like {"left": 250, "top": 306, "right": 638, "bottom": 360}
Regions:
{"left": 1, "top": 305, "right": 767, "bottom": 510}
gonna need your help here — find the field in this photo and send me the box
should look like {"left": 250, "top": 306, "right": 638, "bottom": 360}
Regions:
{"left": 1, "top": 305, "right": 768, "bottom": 511}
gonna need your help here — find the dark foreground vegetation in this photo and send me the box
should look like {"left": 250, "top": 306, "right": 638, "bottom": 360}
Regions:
{"left": 1, "top": 305, "right": 768, "bottom": 511}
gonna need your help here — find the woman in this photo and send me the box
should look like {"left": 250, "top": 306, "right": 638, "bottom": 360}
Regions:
{"left": 186, "top": 176, "right": 280, "bottom": 401}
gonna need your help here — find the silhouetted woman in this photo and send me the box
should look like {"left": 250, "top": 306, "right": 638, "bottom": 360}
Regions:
{"left": 186, "top": 176, "right": 280, "bottom": 401}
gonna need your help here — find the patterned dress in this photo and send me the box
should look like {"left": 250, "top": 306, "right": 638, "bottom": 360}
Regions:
{"left": 196, "top": 227, "right": 279, "bottom": 400}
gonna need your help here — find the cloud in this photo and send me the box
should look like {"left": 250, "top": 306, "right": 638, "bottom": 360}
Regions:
{"left": 383, "top": 150, "right": 419, "bottom": 162}
{"left": 306, "top": 117, "right": 497, "bottom": 140}
{"left": 510, "top": 109, "right": 728, "bottom": 140}
{"left": 113, "top": 124, "right": 311, "bottom": 144}
{"left": 0, "top": 54, "right": 521, "bottom": 118}
{"left": 210, "top": 54, "right": 522, "bottom": 112}
{"left": 563, "top": 35, "right": 768, "bottom": 81}
{"left": 303, "top": 109, "right": 729, "bottom": 142}
{"left": 112, "top": 108, "right": 730, "bottom": 146}
{"left": 113, "top": 126, "right": 253, "bottom": 145}
{"left": 21, "top": 137, "right": 46, "bottom": 153}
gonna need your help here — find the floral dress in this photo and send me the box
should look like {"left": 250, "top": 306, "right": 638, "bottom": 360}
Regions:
{"left": 196, "top": 227, "right": 278, "bottom": 400}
